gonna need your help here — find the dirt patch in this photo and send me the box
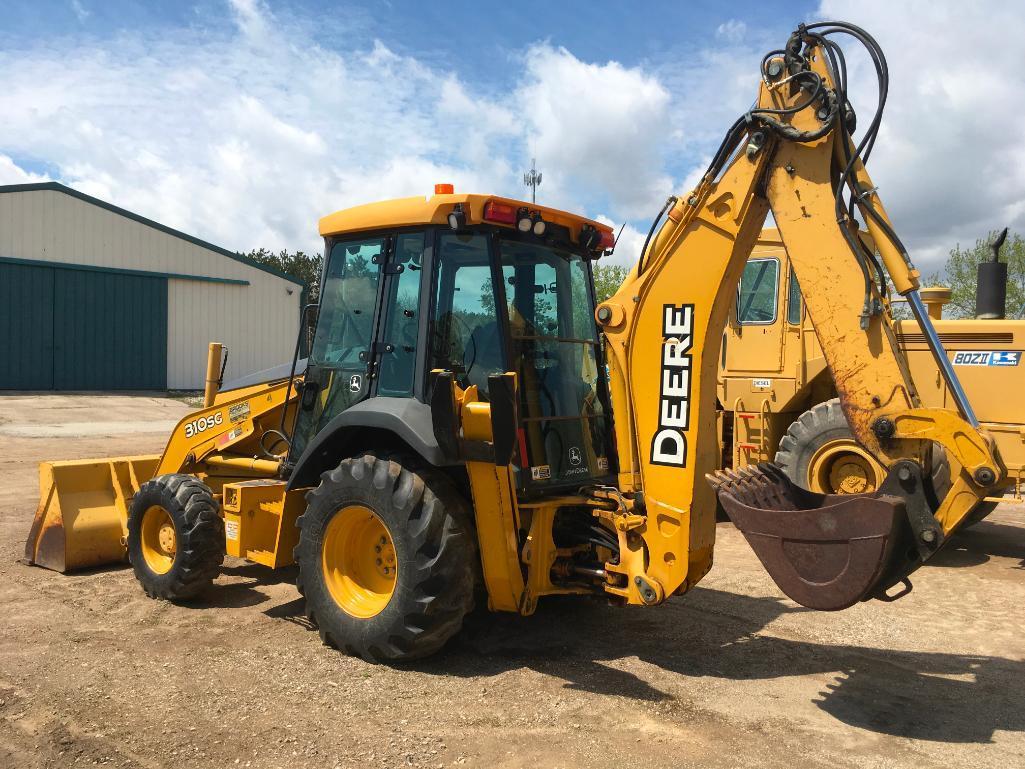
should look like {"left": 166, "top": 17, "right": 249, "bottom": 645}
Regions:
{"left": 1, "top": 394, "right": 1023, "bottom": 768}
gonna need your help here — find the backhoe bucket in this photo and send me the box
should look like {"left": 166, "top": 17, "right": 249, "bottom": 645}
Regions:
{"left": 24, "top": 456, "right": 159, "bottom": 572}
{"left": 709, "top": 463, "right": 908, "bottom": 610}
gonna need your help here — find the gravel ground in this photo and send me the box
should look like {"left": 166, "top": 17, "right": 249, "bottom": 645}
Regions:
{"left": 1, "top": 393, "right": 1023, "bottom": 768}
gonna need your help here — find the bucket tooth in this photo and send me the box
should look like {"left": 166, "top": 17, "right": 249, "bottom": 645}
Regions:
{"left": 711, "top": 462, "right": 905, "bottom": 611}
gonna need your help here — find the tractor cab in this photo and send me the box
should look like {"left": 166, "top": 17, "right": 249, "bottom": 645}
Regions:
{"left": 287, "top": 186, "right": 618, "bottom": 493}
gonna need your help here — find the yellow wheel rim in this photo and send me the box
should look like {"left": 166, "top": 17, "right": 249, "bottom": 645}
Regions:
{"left": 808, "top": 439, "right": 886, "bottom": 495}
{"left": 321, "top": 505, "right": 396, "bottom": 618}
{"left": 140, "top": 505, "right": 176, "bottom": 575}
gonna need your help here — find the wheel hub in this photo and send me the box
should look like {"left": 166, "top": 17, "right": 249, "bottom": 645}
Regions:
{"left": 809, "top": 439, "right": 884, "bottom": 495}
{"left": 157, "top": 522, "right": 177, "bottom": 553}
{"left": 830, "top": 459, "right": 871, "bottom": 494}
{"left": 321, "top": 505, "right": 397, "bottom": 618}
{"left": 140, "top": 505, "right": 176, "bottom": 575}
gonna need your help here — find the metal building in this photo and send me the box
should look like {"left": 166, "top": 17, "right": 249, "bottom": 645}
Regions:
{"left": 0, "top": 182, "right": 303, "bottom": 390}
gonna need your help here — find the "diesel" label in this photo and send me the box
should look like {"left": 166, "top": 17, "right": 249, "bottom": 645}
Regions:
{"left": 650, "top": 304, "right": 694, "bottom": 467}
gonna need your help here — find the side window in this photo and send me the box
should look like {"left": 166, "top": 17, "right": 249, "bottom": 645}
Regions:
{"left": 737, "top": 258, "right": 779, "bottom": 325}
{"left": 787, "top": 269, "right": 803, "bottom": 325}
{"left": 378, "top": 232, "right": 425, "bottom": 397}
{"left": 290, "top": 236, "right": 383, "bottom": 461}
{"left": 312, "top": 238, "right": 384, "bottom": 365}
{"left": 428, "top": 233, "right": 502, "bottom": 396}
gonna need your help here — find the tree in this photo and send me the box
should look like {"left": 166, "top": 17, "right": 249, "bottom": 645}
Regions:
{"left": 927, "top": 229, "right": 1025, "bottom": 319}
{"left": 593, "top": 264, "right": 631, "bottom": 303}
{"left": 239, "top": 248, "right": 324, "bottom": 301}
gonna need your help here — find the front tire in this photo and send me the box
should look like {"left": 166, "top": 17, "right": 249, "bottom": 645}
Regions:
{"left": 127, "top": 474, "right": 224, "bottom": 600}
{"left": 295, "top": 453, "right": 477, "bottom": 662}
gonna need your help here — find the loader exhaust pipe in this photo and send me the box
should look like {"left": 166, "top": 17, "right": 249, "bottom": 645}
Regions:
{"left": 976, "top": 227, "right": 1009, "bottom": 320}
{"left": 203, "top": 342, "right": 225, "bottom": 408}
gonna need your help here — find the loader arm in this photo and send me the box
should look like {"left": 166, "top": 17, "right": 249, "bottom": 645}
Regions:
{"left": 596, "top": 22, "right": 1004, "bottom": 609}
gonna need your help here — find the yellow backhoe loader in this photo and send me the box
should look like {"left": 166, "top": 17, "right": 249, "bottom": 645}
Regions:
{"left": 23, "top": 21, "right": 1008, "bottom": 661}
{"left": 720, "top": 228, "right": 1020, "bottom": 522}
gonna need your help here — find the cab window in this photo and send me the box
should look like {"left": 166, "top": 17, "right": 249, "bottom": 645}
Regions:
{"left": 737, "top": 258, "right": 779, "bottom": 324}
{"left": 787, "top": 269, "right": 803, "bottom": 325}
{"left": 377, "top": 232, "right": 426, "bottom": 397}
{"left": 427, "top": 233, "right": 502, "bottom": 396}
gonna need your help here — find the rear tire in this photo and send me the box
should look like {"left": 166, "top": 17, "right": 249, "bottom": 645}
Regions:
{"left": 295, "top": 453, "right": 477, "bottom": 662}
{"left": 127, "top": 474, "right": 224, "bottom": 600}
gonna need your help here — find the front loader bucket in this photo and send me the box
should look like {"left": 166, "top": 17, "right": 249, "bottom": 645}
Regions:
{"left": 24, "top": 456, "right": 159, "bottom": 572}
{"left": 709, "top": 463, "right": 908, "bottom": 611}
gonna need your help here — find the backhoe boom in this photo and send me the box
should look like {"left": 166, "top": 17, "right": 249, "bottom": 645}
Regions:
{"left": 596, "top": 23, "right": 1003, "bottom": 609}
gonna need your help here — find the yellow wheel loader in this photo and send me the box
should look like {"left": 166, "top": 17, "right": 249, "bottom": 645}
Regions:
{"left": 720, "top": 228, "right": 1019, "bottom": 522}
{"left": 23, "top": 21, "right": 1009, "bottom": 660}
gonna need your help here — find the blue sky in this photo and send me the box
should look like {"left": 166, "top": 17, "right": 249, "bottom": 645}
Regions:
{"left": 1, "top": 1, "right": 1022, "bottom": 270}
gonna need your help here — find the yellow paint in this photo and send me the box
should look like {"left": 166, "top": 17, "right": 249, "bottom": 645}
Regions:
{"left": 27, "top": 373, "right": 299, "bottom": 573}
{"left": 220, "top": 480, "right": 304, "bottom": 568}
{"left": 320, "top": 505, "right": 396, "bottom": 618}
{"left": 599, "top": 38, "right": 1002, "bottom": 604}
{"left": 139, "top": 505, "right": 175, "bottom": 575}
{"left": 319, "top": 191, "right": 613, "bottom": 241}
{"left": 453, "top": 382, "right": 526, "bottom": 612}
{"left": 25, "top": 455, "right": 160, "bottom": 572}
{"left": 203, "top": 341, "right": 224, "bottom": 408}
{"left": 721, "top": 234, "right": 1024, "bottom": 505}
{"left": 807, "top": 439, "right": 885, "bottom": 494}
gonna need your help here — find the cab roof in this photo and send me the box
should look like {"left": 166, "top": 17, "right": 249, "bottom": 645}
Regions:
{"left": 319, "top": 190, "right": 614, "bottom": 240}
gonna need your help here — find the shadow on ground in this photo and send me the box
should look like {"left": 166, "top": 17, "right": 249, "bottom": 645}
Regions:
{"left": 411, "top": 587, "right": 1025, "bottom": 744}
{"left": 932, "top": 519, "right": 1025, "bottom": 570}
{"left": 191, "top": 530, "right": 1025, "bottom": 745}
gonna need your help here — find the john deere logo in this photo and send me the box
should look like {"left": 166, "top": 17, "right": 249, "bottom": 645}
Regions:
{"left": 349, "top": 374, "right": 362, "bottom": 393}
{"left": 569, "top": 447, "right": 582, "bottom": 466}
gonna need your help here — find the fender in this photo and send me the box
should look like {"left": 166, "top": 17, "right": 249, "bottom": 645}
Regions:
{"left": 286, "top": 397, "right": 449, "bottom": 490}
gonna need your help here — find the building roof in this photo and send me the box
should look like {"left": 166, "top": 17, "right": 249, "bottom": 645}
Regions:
{"left": 0, "top": 182, "right": 304, "bottom": 286}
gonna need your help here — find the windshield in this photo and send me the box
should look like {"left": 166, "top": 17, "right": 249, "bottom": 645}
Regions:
{"left": 498, "top": 238, "right": 612, "bottom": 486}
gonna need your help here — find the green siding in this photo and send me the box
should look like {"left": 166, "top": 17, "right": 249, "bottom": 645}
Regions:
{"left": 0, "top": 263, "right": 167, "bottom": 390}
{"left": 0, "top": 262, "right": 55, "bottom": 389}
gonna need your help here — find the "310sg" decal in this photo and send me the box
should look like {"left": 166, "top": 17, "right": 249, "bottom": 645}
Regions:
{"left": 184, "top": 412, "right": 223, "bottom": 438}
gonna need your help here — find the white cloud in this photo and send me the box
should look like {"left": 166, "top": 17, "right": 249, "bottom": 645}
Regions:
{"left": 716, "top": 20, "right": 747, "bottom": 43}
{"left": 228, "top": 0, "right": 268, "bottom": 40}
{"left": 515, "top": 45, "right": 675, "bottom": 219}
{"left": 0, "top": 154, "right": 50, "bottom": 185}
{"left": 816, "top": 1, "right": 1025, "bottom": 270}
{"left": 594, "top": 215, "right": 646, "bottom": 268}
{"left": 0, "top": 0, "right": 1022, "bottom": 280}
{"left": 70, "top": 0, "right": 90, "bottom": 24}
{"left": 0, "top": 3, "right": 679, "bottom": 256}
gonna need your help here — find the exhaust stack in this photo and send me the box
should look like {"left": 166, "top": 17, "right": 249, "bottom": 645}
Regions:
{"left": 976, "top": 228, "right": 1009, "bottom": 319}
